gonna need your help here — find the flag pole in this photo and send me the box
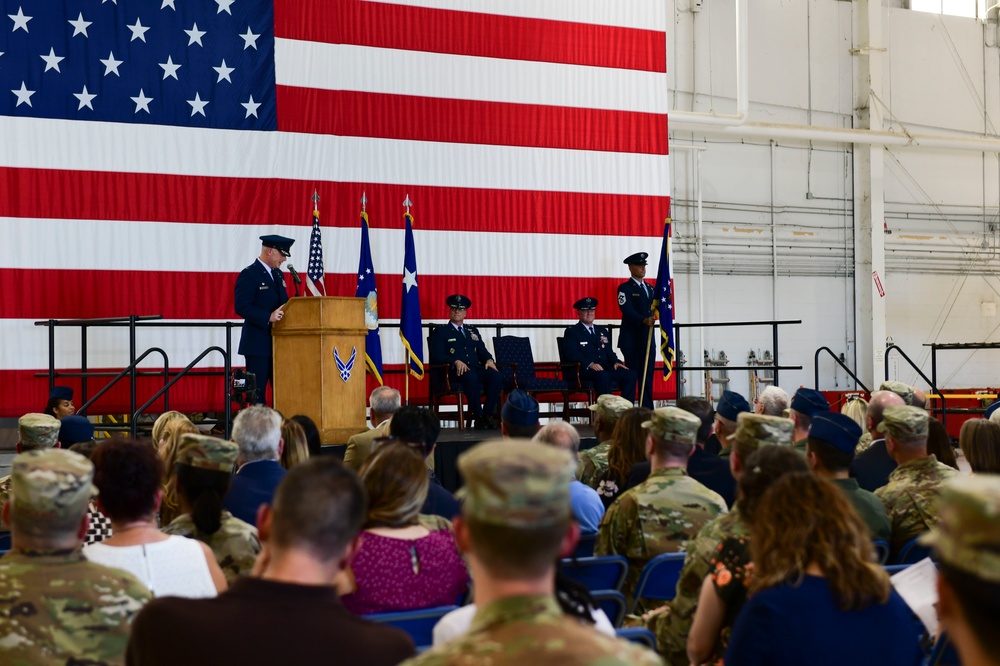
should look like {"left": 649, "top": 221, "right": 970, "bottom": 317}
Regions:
{"left": 403, "top": 194, "right": 413, "bottom": 406}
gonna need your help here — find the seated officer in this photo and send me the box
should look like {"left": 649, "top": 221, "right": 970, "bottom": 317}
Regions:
{"left": 428, "top": 294, "right": 502, "bottom": 430}
{"left": 563, "top": 297, "right": 637, "bottom": 404}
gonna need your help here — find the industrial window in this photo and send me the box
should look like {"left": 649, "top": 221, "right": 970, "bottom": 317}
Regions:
{"left": 909, "top": 0, "right": 983, "bottom": 18}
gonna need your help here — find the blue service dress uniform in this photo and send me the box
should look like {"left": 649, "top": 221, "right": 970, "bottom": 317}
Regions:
{"left": 563, "top": 321, "right": 637, "bottom": 403}
{"left": 234, "top": 260, "right": 288, "bottom": 403}
{"left": 429, "top": 323, "right": 502, "bottom": 421}
{"left": 617, "top": 278, "right": 655, "bottom": 408}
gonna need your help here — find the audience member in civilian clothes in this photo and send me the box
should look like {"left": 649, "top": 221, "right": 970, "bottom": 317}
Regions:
{"left": 753, "top": 385, "right": 789, "bottom": 417}
{"left": 687, "top": 446, "right": 808, "bottom": 665}
{"left": 279, "top": 418, "right": 310, "bottom": 470}
{"left": 83, "top": 439, "right": 226, "bottom": 598}
{"left": 223, "top": 405, "right": 286, "bottom": 527}
{"left": 157, "top": 415, "right": 199, "bottom": 527}
{"left": 593, "top": 407, "right": 651, "bottom": 508}
{"left": 840, "top": 394, "right": 868, "bottom": 430}
{"left": 926, "top": 417, "right": 959, "bottom": 470}
{"left": 959, "top": 418, "right": 1000, "bottom": 473}
{"left": 290, "top": 414, "right": 322, "bottom": 458}
{"left": 345, "top": 386, "right": 401, "bottom": 471}
{"left": 162, "top": 434, "right": 262, "bottom": 585}
{"left": 724, "top": 472, "right": 922, "bottom": 666}
{"left": 533, "top": 420, "right": 605, "bottom": 534}
{"left": 390, "top": 405, "right": 460, "bottom": 520}
{"left": 852, "top": 390, "right": 906, "bottom": 491}
{"left": 126, "top": 457, "right": 416, "bottom": 666}
{"left": 341, "top": 443, "right": 468, "bottom": 615}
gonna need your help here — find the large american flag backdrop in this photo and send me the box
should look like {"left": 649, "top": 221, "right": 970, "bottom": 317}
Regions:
{"left": 0, "top": 0, "right": 669, "bottom": 418}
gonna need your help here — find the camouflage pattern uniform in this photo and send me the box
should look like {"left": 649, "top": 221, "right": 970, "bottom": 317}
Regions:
{"left": 874, "top": 406, "right": 957, "bottom": 556}
{"left": 855, "top": 430, "right": 874, "bottom": 454}
{"left": 161, "top": 434, "right": 261, "bottom": 583}
{"left": 576, "top": 395, "right": 632, "bottom": 489}
{"left": 880, "top": 380, "right": 916, "bottom": 406}
{"left": 0, "top": 448, "right": 152, "bottom": 665}
{"left": 644, "top": 411, "right": 793, "bottom": 664}
{"left": 595, "top": 407, "right": 727, "bottom": 607}
{"left": 921, "top": 475, "right": 1000, "bottom": 582}
{"left": 403, "top": 439, "right": 660, "bottom": 666}
{"left": 0, "top": 414, "right": 62, "bottom": 526}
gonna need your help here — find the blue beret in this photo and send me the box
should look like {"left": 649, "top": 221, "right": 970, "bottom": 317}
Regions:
{"left": 985, "top": 399, "right": 1000, "bottom": 420}
{"left": 717, "top": 391, "right": 751, "bottom": 421}
{"left": 49, "top": 386, "right": 73, "bottom": 401}
{"left": 59, "top": 415, "right": 95, "bottom": 445}
{"left": 791, "top": 388, "right": 830, "bottom": 417}
{"left": 446, "top": 294, "right": 472, "bottom": 309}
{"left": 809, "top": 412, "right": 862, "bottom": 455}
{"left": 259, "top": 234, "right": 294, "bottom": 257}
{"left": 623, "top": 252, "right": 648, "bottom": 266}
{"left": 501, "top": 389, "right": 539, "bottom": 428}
{"left": 573, "top": 297, "right": 598, "bottom": 310}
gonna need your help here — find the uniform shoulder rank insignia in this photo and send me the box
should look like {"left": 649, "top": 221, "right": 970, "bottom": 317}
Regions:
{"left": 618, "top": 292, "right": 627, "bottom": 305}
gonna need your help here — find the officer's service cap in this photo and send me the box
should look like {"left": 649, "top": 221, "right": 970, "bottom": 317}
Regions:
{"left": 717, "top": 390, "right": 751, "bottom": 422}
{"left": 59, "top": 415, "right": 95, "bottom": 446}
{"left": 809, "top": 412, "right": 862, "bottom": 455}
{"left": 446, "top": 294, "right": 472, "bottom": 309}
{"left": 458, "top": 439, "right": 573, "bottom": 527}
{"left": 49, "top": 386, "right": 73, "bottom": 401}
{"left": 260, "top": 234, "right": 295, "bottom": 257}
{"left": 623, "top": 252, "right": 648, "bottom": 266}
{"left": 573, "top": 297, "right": 598, "bottom": 310}
{"left": 790, "top": 387, "right": 830, "bottom": 417}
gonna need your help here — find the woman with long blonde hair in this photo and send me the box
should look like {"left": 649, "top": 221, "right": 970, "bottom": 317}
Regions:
{"left": 723, "top": 472, "right": 922, "bottom": 666}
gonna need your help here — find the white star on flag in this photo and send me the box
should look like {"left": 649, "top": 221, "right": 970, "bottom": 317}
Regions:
{"left": 100, "top": 51, "right": 123, "bottom": 76}
{"left": 131, "top": 89, "right": 153, "bottom": 113}
{"left": 403, "top": 268, "right": 418, "bottom": 292}
{"left": 241, "top": 95, "right": 260, "bottom": 118}
{"left": 187, "top": 92, "right": 208, "bottom": 116}
{"left": 161, "top": 0, "right": 176, "bottom": 9}
{"left": 128, "top": 18, "right": 150, "bottom": 42}
{"left": 68, "top": 13, "right": 92, "bottom": 37}
{"left": 11, "top": 81, "right": 34, "bottom": 106}
{"left": 9, "top": 7, "right": 31, "bottom": 33}
{"left": 73, "top": 85, "right": 96, "bottom": 110}
{"left": 239, "top": 27, "right": 259, "bottom": 50}
{"left": 213, "top": 59, "right": 234, "bottom": 83}
{"left": 159, "top": 56, "right": 181, "bottom": 80}
{"left": 216, "top": 0, "right": 236, "bottom": 15}
{"left": 40, "top": 48, "right": 64, "bottom": 73}
{"left": 185, "top": 23, "right": 206, "bottom": 46}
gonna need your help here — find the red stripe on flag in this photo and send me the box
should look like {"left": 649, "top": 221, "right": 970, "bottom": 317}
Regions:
{"left": 276, "top": 88, "right": 667, "bottom": 155}
{"left": 275, "top": 0, "right": 666, "bottom": 73}
{"left": 2, "top": 269, "right": 636, "bottom": 321}
{"left": 0, "top": 168, "right": 669, "bottom": 236}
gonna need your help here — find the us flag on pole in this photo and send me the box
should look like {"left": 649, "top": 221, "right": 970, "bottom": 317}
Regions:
{"left": 0, "top": 0, "right": 669, "bottom": 417}
{"left": 306, "top": 202, "right": 325, "bottom": 296}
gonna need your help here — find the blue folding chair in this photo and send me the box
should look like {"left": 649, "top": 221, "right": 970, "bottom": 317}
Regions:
{"left": 365, "top": 604, "right": 460, "bottom": 652}
{"left": 629, "top": 552, "right": 686, "bottom": 613}
{"left": 0, "top": 532, "right": 10, "bottom": 553}
{"left": 896, "top": 536, "right": 933, "bottom": 565}
{"left": 572, "top": 533, "right": 597, "bottom": 559}
{"left": 616, "top": 627, "right": 657, "bottom": 651}
{"left": 560, "top": 555, "right": 629, "bottom": 593}
{"left": 591, "top": 590, "right": 628, "bottom": 628}
{"left": 872, "top": 539, "right": 890, "bottom": 564}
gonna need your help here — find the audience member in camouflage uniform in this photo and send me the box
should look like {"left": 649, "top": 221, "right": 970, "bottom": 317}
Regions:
{"left": 806, "top": 413, "right": 891, "bottom": 541}
{"left": 923, "top": 476, "right": 1000, "bottom": 666}
{"left": 874, "top": 405, "right": 957, "bottom": 558}
{"left": 855, "top": 383, "right": 913, "bottom": 454}
{"left": 788, "top": 387, "right": 829, "bottom": 455}
{"left": 596, "top": 407, "right": 728, "bottom": 608}
{"left": 162, "top": 434, "right": 261, "bottom": 583}
{"left": 646, "top": 412, "right": 794, "bottom": 665}
{"left": 715, "top": 391, "right": 751, "bottom": 458}
{"left": 577, "top": 394, "right": 632, "bottom": 488}
{"left": 402, "top": 439, "right": 661, "bottom": 666}
{"left": 0, "top": 448, "right": 151, "bottom": 665}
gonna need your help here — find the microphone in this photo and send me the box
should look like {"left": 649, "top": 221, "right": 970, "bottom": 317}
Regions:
{"left": 287, "top": 264, "right": 302, "bottom": 297}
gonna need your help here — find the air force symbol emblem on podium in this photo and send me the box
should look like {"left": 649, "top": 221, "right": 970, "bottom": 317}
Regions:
{"left": 335, "top": 346, "right": 357, "bottom": 383}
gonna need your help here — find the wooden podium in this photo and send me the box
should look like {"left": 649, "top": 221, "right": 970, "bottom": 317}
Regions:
{"left": 272, "top": 297, "right": 368, "bottom": 444}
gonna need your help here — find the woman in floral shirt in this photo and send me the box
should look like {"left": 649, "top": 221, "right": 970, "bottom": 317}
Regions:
{"left": 594, "top": 407, "right": 651, "bottom": 508}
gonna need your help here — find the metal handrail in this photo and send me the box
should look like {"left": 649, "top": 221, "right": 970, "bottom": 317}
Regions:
{"left": 885, "top": 344, "right": 946, "bottom": 426}
{"left": 77, "top": 348, "right": 170, "bottom": 416}
{"left": 132, "top": 346, "right": 231, "bottom": 439}
{"left": 814, "top": 347, "right": 871, "bottom": 394}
